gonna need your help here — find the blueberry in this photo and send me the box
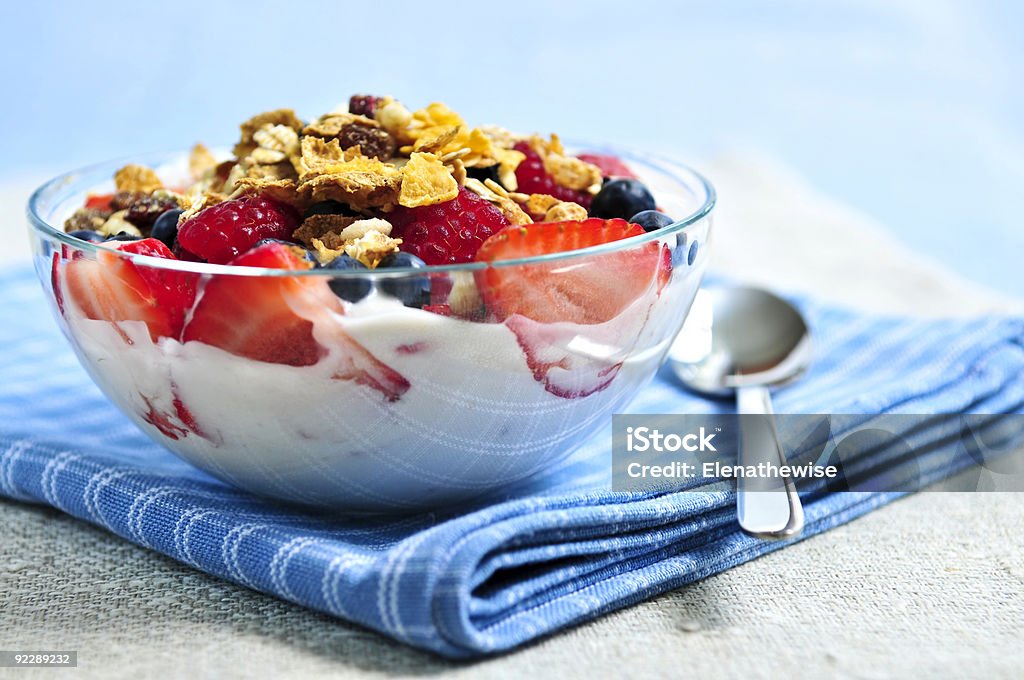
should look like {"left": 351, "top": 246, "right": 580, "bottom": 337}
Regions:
{"left": 105, "top": 232, "right": 141, "bottom": 242}
{"left": 151, "top": 208, "right": 183, "bottom": 248}
{"left": 629, "top": 210, "right": 674, "bottom": 232}
{"left": 465, "top": 164, "right": 502, "bottom": 186}
{"left": 324, "top": 255, "right": 372, "bottom": 302}
{"left": 687, "top": 241, "right": 699, "bottom": 266}
{"left": 67, "top": 229, "right": 104, "bottom": 243}
{"left": 589, "top": 178, "right": 656, "bottom": 220}
{"left": 254, "top": 238, "right": 317, "bottom": 264}
{"left": 303, "top": 200, "right": 353, "bottom": 219}
{"left": 377, "top": 252, "right": 431, "bottom": 308}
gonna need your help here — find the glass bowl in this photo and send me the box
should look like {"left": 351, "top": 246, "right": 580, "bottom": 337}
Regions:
{"left": 27, "top": 148, "right": 714, "bottom": 511}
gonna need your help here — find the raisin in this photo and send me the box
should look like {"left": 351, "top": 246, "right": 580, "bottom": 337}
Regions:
{"left": 338, "top": 123, "right": 396, "bottom": 161}
{"left": 348, "top": 94, "right": 381, "bottom": 117}
{"left": 124, "top": 194, "right": 181, "bottom": 229}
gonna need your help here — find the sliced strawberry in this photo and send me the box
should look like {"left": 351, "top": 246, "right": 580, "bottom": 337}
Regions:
{"left": 330, "top": 342, "right": 410, "bottom": 402}
{"left": 63, "top": 243, "right": 185, "bottom": 343}
{"left": 51, "top": 251, "right": 65, "bottom": 315}
{"left": 474, "top": 218, "right": 665, "bottom": 325}
{"left": 182, "top": 242, "right": 410, "bottom": 400}
{"left": 113, "top": 239, "right": 198, "bottom": 336}
{"left": 505, "top": 315, "right": 623, "bottom": 398}
{"left": 576, "top": 153, "right": 637, "bottom": 179}
{"left": 182, "top": 242, "right": 328, "bottom": 366}
{"left": 139, "top": 384, "right": 218, "bottom": 443}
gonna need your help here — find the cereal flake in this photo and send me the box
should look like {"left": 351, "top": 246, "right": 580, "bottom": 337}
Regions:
{"left": 398, "top": 152, "right": 459, "bottom": 208}
{"left": 344, "top": 230, "right": 402, "bottom": 269}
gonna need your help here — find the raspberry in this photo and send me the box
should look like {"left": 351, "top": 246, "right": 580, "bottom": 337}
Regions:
{"left": 176, "top": 195, "right": 299, "bottom": 264}
{"left": 387, "top": 188, "right": 511, "bottom": 265}
{"left": 349, "top": 94, "right": 382, "bottom": 117}
{"left": 512, "top": 142, "right": 593, "bottom": 209}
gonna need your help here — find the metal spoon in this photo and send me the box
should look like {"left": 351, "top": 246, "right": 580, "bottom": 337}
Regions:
{"left": 669, "top": 285, "right": 811, "bottom": 539}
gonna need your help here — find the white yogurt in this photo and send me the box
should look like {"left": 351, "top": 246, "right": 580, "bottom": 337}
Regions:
{"left": 61, "top": 265, "right": 702, "bottom": 511}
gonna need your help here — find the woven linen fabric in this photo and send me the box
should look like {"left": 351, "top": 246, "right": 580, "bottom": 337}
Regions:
{"left": 1, "top": 264, "right": 1022, "bottom": 658}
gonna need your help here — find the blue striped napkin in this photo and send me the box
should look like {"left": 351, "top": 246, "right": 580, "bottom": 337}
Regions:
{"left": 1, "top": 264, "right": 1022, "bottom": 657}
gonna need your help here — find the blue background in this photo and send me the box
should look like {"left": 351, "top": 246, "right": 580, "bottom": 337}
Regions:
{"left": 3, "top": 0, "right": 1021, "bottom": 296}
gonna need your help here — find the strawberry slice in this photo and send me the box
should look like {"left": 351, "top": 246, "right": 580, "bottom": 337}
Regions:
{"left": 182, "top": 243, "right": 410, "bottom": 401}
{"left": 62, "top": 238, "right": 190, "bottom": 343}
{"left": 474, "top": 218, "right": 667, "bottom": 325}
{"left": 504, "top": 315, "right": 624, "bottom": 398}
{"left": 114, "top": 239, "right": 198, "bottom": 336}
{"left": 138, "top": 384, "right": 217, "bottom": 443}
{"left": 182, "top": 242, "right": 329, "bottom": 366}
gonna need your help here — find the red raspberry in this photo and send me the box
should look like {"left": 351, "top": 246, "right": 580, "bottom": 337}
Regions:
{"left": 576, "top": 153, "right": 637, "bottom": 179}
{"left": 512, "top": 142, "right": 593, "bottom": 209}
{"left": 349, "top": 94, "right": 382, "bottom": 117}
{"left": 176, "top": 195, "right": 299, "bottom": 264}
{"left": 387, "top": 188, "right": 511, "bottom": 265}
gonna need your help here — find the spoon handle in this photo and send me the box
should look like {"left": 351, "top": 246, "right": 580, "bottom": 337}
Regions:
{"left": 735, "top": 385, "right": 805, "bottom": 539}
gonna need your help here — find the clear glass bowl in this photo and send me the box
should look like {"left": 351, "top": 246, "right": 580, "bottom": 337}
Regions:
{"left": 27, "top": 149, "right": 715, "bottom": 511}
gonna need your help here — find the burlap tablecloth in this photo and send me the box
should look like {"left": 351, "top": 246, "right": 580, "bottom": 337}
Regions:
{"left": 2, "top": 153, "right": 1021, "bottom": 679}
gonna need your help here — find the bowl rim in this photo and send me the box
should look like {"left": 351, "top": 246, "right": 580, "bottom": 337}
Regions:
{"left": 27, "top": 145, "right": 715, "bottom": 278}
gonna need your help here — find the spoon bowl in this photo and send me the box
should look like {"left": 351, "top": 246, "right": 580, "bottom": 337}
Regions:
{"left": 671, "top": 287, "right": 812, "bottom": 397}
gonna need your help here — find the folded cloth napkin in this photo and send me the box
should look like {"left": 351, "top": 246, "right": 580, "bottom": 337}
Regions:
{"left": 1, "top": 264, "right": 1022, "bottom": 658}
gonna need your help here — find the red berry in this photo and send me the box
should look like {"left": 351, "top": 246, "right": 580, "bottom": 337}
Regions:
{"left": 387, "top": 187, "right": 511, "bottom": 265}
{"left": 85, "top": 193, "right": 115, "bottom": 211}
{"left": 183, "top": 242, "right": 410, "bottom": 400}
{"left": 349, "top": 94, "right": 382, "bottom": 117}
{"left": 474, "top": 218, "right": 666, "bottom": 325}
{"left": 512, "top": 142, "right": 593, "bottom": 209}
{"left": 182, "top": 243, "right": 327, "bottom": 366}
{"left": 63, "top": 238, "right": 192, "bottom": 342}
{"left": 576, "top": 153, "right": 637, "bottom": 179}
{"left": 114, "top": 238, "right": 198, "bottom": 336}
{"left": 176, "top": 195, "right": 299, "bottom": 264}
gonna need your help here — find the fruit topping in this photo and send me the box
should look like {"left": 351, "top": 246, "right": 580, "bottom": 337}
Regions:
{"left": 348, "top": 94, "right": 382, "bottom": 117}
{"left": 182, "top": 242, "right": 329, "bottom": 366}
{"left": 387, "top": 187, "right": 511, "bottom": 265}
{"left": 512, "top": 142, "right": 594, "bottom": 208}
{"left": 589, "top": 178, "right": 656, "bottom": 220}
{"left": 576, "top": 153, "right": 638, "bottom": 179}
{"left": 123, "top": 193, "right": 181, "bottom": 229}
{"left": 629, "top": 210, "right": 674, "bottom": 232}
{"left": 84, "top": 194, "right": 115, "bottom": 211}
{"left": 62, "top": 237, "right": 195, "bottom": 342}
{"left": 67, "top": 230, "right": 105, "bottom": 243}
{"left": 474, "top": 218, "right": 666, "bottom": 325}
{"left": 150, "top": 208, "right": 184, "bottom": 248}
{"left": 324, "top": 254, "right": 372, "bottom": 303}
{"left": 377, "top": 252, "right": 431, "bottom": 307}
{"left": 176, "top": 195, "right": 299, "bottom": 264}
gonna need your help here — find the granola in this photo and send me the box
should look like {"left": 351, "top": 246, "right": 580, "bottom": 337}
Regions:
{"left": 64, "top": 94, "right": 660, "bottom": 275}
